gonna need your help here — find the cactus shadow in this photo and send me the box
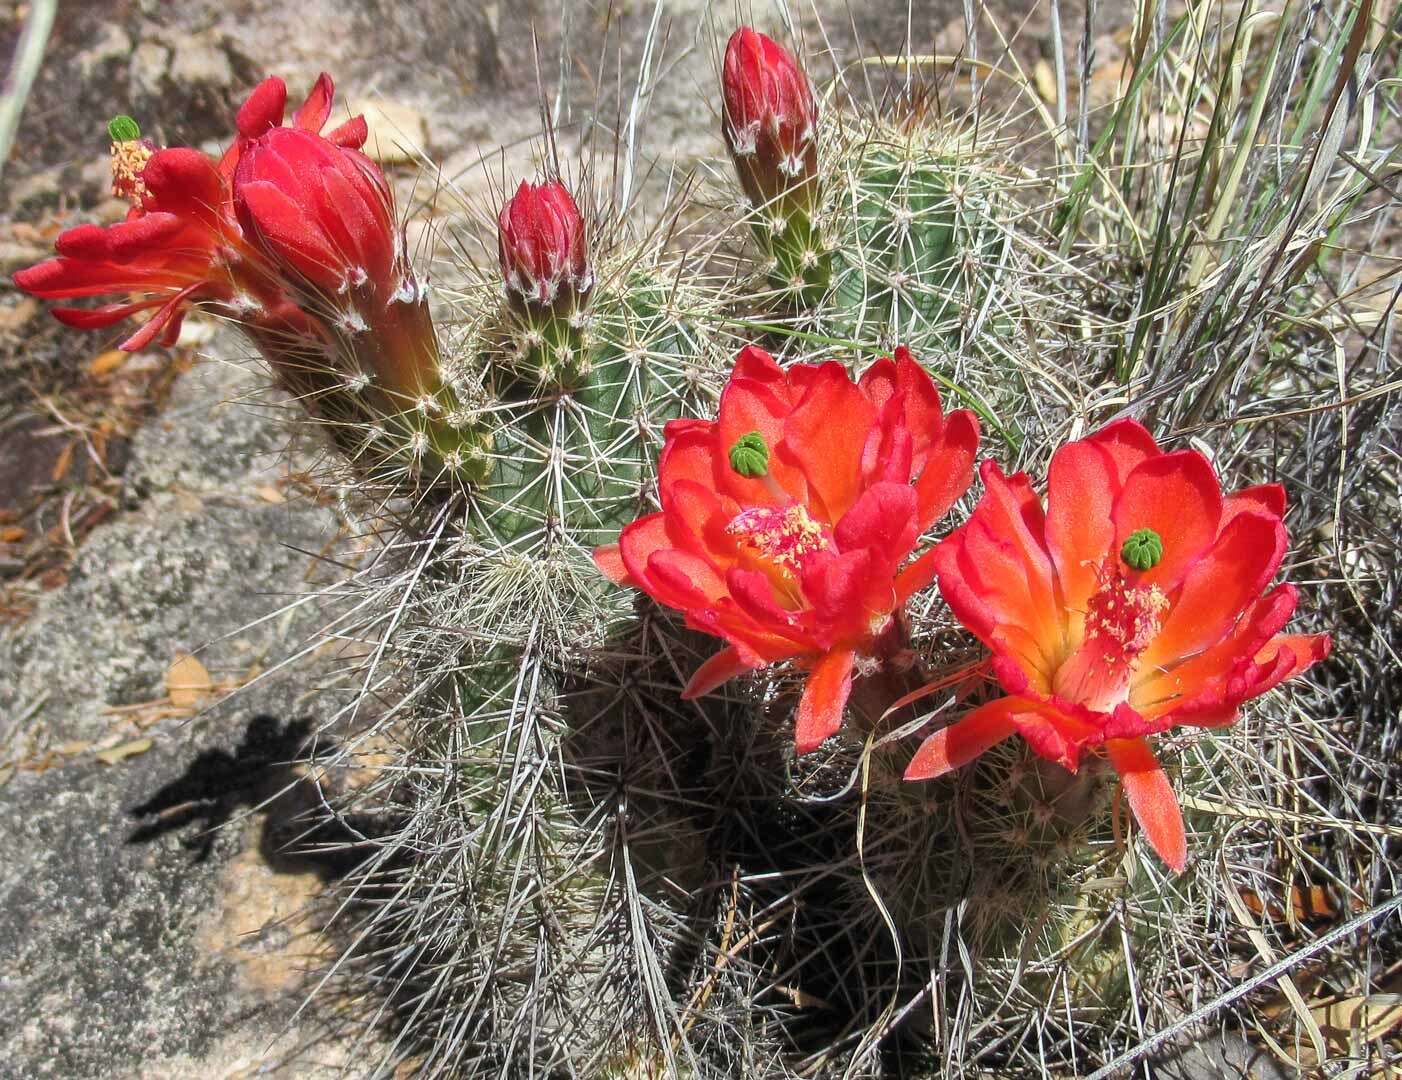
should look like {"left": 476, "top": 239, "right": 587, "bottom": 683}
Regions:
{"left": 126, "top": 712, "right": 389, "bottom": 880}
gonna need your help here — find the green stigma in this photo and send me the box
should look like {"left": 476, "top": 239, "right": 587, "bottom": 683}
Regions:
{"left": 728, "top": 431, "right": 770, "bottom": 478}
{"left": 1121, "top": 527, "right": 1164, "bottom": 571}
{"left": 108, "top": 115, "right": 141, "bottom": 143}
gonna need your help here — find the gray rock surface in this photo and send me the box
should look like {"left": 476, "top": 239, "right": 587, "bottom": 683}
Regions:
{"left": 0, "top": 332, "right": 371, "bottom": 1078}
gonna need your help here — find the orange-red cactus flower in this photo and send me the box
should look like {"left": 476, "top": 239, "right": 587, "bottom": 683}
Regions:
{"left": 904, "top": 418, "right": 1331, "bottom": 870}
{"left": 594, "top": 345, "right": 979, "bottom": 755}
{"left": 12, "top": 73, "right": 367, "bottom": 352}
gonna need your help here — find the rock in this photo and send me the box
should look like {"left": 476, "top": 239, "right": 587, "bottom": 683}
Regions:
{"left": 166, "top": 31, "right": 235, "bottom": 92}
{"left": 349, "top": 100, "right": 431, "bottom": 165}
{"left": 0, "top": 240, "right": 49, "bottom": 276}
{"left": 75, "top": 23, "right": 133, "bottom": 81}
{"left": 0, "top": 329, "right": 380, "bottom": 1076}
{"left": 129, "top": 41, "right": 171, "bottom": 100}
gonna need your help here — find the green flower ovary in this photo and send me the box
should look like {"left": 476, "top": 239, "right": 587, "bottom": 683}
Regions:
{"left": 729, "top": 431, "right": 770, "bottom": 477}
{"left": 1120, "top": 528, "right": 1164, "bottom": 571}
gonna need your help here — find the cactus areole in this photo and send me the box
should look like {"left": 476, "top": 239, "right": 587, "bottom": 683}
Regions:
{"left": 904, "top": 419, "right": 1331, "bottom": 870}
{"left": 595, "top": 345, "right": 979, "bottom": 755}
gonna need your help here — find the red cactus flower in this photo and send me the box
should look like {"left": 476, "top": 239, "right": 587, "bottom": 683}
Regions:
{"left": 904, "top": 419, "right": 1331, "bottom": 870}
{"left": 497, "top": 179, "right": 592, "bottom": 311}
{"left": 722, "top": 27, "right": 819, "bottom": 214}
{"left": 595, "top": 345, "right": 979, "bottom": 754}
{"left": 12, "top": 73, "right": 368, "bottom": 352}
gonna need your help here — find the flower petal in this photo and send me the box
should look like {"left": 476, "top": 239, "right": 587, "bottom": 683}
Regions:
{"left": 794, "top": 648, "right": 855, "bottom": 754}
{"left": 237, "top": 76, "right": 288, "bottom": 140}
{"left": 293, "top": 72, "right": 334, "bottom": 132}
{"left": 682, "top": 646, "right": 754, "bottom": 699}
{"left": 1112, "top": 449, "right": 1223, "bottom": 591}
{"left": 1046, "top": 438, "right": 1116, "bottom": 618}
{"left": 778, "top": 361, "right": 877, "bottom": 522}
{"left": 593, "top": 543, "right": 631, "bottom": 585}
{"left": 903, "top": 697, "right": 1019, "bottom": 780}
{"left": 1105, "top": 737, "right": 1186, "bottom": 871}
{"left": 914, "top": 408, "right": 978, "bottom": 530}
{"left": 1141, "top": 509, "right": 1286, "bottom": 669}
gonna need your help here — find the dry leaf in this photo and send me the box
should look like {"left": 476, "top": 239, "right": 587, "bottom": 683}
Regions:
{"left": 89, "top": 349, "right": 130, "bottom": 378}
{"left": 51, "top": 441, "right": 74, "bottom": 483}
{"left": 167, "top": 653, "right": 213, "bottom": 707}
{"left": 255, "top": 485, "right": 286, "bottom": 504}
{"left": 95, "top": 738, "right": 153, "bottom": 765}
{"left": 57, "top": 740, "right": 92, "bottom": 756}
{"left": 0, "top": 526, "right": 25, "bottom": 543}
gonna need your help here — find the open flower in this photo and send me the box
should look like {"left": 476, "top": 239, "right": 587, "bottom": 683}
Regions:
{"left": 595, "top": 345, "right": 979, "bottom": 753}
{"left": 13, "top": 73, "right": 367, "bottom": 352}
{"left": 722, "top": 27, "right": 819, "bottom": 217}
{"left": 904, "top": 419, "right": 1330, "bottom": 870}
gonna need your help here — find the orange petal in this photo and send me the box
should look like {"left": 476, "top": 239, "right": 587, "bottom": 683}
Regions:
{"left": 1141, "top": 510, "right": 1286, "bottom": 670}
{"left": 794, "top": 649, "right": 856, "bottom": 754}
{"left": 903, "top": 697, "right": 1019, "bottom": 780}
{"left": 682, "top": 646, "right": 753, "bottom": 699}
{"left": 914, "top": 408, "right": 979, "bottom": 530}
{"left": 778, "top": 362, "right": 877, "bottom": 523}
{"left": 593, "top": 543, "right": 630, "bottom": 585}
{"left": 1046, "top": 439, "right": 1115, "bottom": 617}
{"left": 1105, "top": 737, "right": 1186, "bottom": 871}
{"left": 1112, "top": 450, "right": 1223, "bottom": 591}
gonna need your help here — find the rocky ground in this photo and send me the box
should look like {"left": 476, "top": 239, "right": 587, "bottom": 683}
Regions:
{"left": 0, "top": 1, "right": 1291, "bottom": 1077}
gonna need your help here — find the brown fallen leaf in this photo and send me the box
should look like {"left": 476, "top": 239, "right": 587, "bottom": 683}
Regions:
{"left": 0, "top": 526, "right": 25, "bottom": 544}
{"left": 89, "top": 349, "right": 130, "bottom": 378}
{"left": 255, "top": 485, "right": 286, "bottom": 504}
{"left": 167, "top": 653, "right": 213, "bottom": 707}
{"left": 95, "top": 738, "right": 153, "bottom": 765}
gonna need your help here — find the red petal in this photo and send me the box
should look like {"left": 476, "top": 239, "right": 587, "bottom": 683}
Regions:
{"left": 903, "top": 697, "right": 1019, "bottom": 780}
{"left": 1112, "top": 449, "right": 1223, "bottom": 591}
{"left": 894, "top": 547, "right": 938, "bottom": 605}
{"left": 778, "top": 361, "right": 876, "bottom": 522}
{"left": 237, "top": 76, "right": 288, "bottom": 139}
{"left": 236, "top": 178, "right": 341, "bottom": 287}
{"left": 794, "top": 649, "right": 855, "bottom": 754}
{"left": 1084, "top": 417, "right": 1161, "bottom": 488}
{"left": 1222, "top": 483, "right": 1286, "bottom": 528}
{"left": 51, "top": 298, "right": 167, "bottom": 329}
{"left": 682, "top": 646, "right": 754, "bottom": 699}
{"left": 617, "top": 514, "right": 672, "bottom": 591}
{"left": 593, "top": 543, "right": 631, "bottom": 585}
{"left": 1046, "top": 438, "right": 1116, "bottom": 617}
{"left": 914, "top": 408, "right": 978, "bottom": 530}
{"left": 1133, "top": 584, "right": 1297, "bottom": 713}
{"left": 142, "top": 148, "right": 229, "bottom": 232}
{"left": 1105, "top": 738, "right": 1186, "bottom": 871}
{"left": 325, "top": 115, "right": 369, "bottom": 149}
{"left": 1010, "top": 699, "right": 1097, "bottom": 772}
{"left": 714, "top": 353, "right": 806, "bottom": 506}
{"left": 646, "top": 548, "right": 729, "bottom": 610}
{"left": 1141, "top": 510, "right": 1287, "bottom": 669}
{"left": 664, "top": 479, "right": 740, "bottom": 566}
{"left": 833, "top": 482, "right": 919, "bottom": 566}
{"left": 293, "top": 73, "right": 334, "bottom": 132}
{"left": 116, "top": 283, "right": 201, "bottom": 351}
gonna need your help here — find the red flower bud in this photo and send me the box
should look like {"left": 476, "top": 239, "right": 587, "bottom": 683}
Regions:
{"left": 721, "top": 27, "right": 819, "bottom": 214}
{"left": 497, "top": 179, "right": 592, "bottom": 312}
{"left": 234, "top": 125, "right": 397, "bottom": 298}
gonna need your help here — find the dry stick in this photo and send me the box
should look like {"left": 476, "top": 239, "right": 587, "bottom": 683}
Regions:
{"left": 1084, "top": 892, "right": 1402, "bottom": 1080}
{"left": 0, "top": 0, "right": 56, "bottom": 184}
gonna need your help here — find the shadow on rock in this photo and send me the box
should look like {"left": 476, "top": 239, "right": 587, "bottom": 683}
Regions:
{"left": 127, "top": 713, "right": 389, "bottom": 879}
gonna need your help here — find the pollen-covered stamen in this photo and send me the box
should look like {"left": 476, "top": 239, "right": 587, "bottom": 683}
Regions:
{"left": 726, "top": 504, "right": 832, "bottom": 584}
{"left": 1052, "top": 562, "right": 1169, "bottom": 712}
{"left": 109, "top": 115, "right": 154, "bottom": 204}
{"left": 1084, "top": 570, "right": 1169, "bottom": 662}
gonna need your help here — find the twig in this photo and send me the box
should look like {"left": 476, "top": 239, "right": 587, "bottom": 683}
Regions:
{"left": 0, "top": 0, "right": 57, "bottom": 184}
